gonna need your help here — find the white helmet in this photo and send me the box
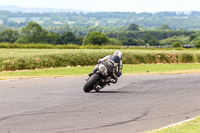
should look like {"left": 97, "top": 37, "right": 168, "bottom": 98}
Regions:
{"left": 114, "top": 50, "right": 123, "bottom": 59}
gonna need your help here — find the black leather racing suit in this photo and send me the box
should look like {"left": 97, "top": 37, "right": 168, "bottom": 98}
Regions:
{"left": 99, "top": 55, "right": 122, "bottom": 78}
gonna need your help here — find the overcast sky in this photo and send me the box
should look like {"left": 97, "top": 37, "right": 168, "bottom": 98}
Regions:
{"left": 0, "top": 0, "right": 200, "bottom": 12}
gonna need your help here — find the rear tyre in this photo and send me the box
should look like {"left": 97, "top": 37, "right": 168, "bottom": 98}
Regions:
{"left": 83, "top": 74, "right": 100, "bottom": 93}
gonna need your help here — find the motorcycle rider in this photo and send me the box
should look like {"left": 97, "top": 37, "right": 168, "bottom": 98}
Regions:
{"left": 89, "top": 50, "right": 123, "bottom": 83}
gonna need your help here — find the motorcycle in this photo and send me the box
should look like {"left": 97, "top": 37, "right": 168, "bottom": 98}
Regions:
{"left": 83, "top": 61, "right": 117, "bottom": 93}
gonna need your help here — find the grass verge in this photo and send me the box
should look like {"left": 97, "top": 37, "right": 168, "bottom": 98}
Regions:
{"left": 1, "top": 63, "right": 200, "bottom": 80}
{"left": 149, "top": 116, "right": 200, "bottom": 133}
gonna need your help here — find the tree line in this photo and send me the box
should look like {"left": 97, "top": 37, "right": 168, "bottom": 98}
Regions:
{"left": 1, "top": 22, "right": 200, "bottom": 48}
{"left": 0, "top": 22, "right": 109, "bottom": 45}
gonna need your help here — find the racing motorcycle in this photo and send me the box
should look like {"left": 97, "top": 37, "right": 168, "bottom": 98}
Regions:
{"left": 83, "top": 61, "right": 117, "bottom": 93}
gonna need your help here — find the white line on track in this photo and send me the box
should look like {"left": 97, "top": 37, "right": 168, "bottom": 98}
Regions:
{"left": 154, "top": 116, "right": 198, "bottom": 132}
{"left": 0, "top": 79, "right": 18, "bottom": 83}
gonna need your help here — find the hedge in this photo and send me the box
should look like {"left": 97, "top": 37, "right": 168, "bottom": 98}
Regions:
{"left": 0, "top": 52, "right": 199, "bottom": 71}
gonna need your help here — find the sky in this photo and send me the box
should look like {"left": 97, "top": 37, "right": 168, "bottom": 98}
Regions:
{"left": 0, "top": 0, "right": 200, "bottom": 12}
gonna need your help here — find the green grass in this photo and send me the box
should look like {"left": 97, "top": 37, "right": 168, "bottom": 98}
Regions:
{"left": 150, "top": 116, "right": 200, "bottom": 133}
{"left": 124, "top": 63, "right": 200, "bottom": 73}
{"left": 0, "top": 66, "right": 93, "bottom": 76}
{"left": 1, "top": 64, "right": 200, "bottom": 79}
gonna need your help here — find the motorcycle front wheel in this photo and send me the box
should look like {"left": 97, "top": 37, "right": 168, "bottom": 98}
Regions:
{"left": 83, "top": 74, "right": 100, "bottom": 93}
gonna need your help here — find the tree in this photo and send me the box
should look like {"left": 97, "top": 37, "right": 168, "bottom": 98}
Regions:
{"left": 139, "top": 34, "right": 154, "bottom": 43}
{"left": 83, "top": 31, "right": 109, "bottom": 45}
{"left": 137, "top": 39, "right": 146, "bottom": 46}
{"left": 60, "top": 31, "right": 76, "bottom": 44}
{"left": 0, "top": 29, "right": 19, "bottom": 43}
{"left": 189, "top": 33, "right": 200, "bottom": 41}
{"left": 121, "top": 37, "right": 138, "bottom": 46}
{"left": 194, "top": 40, "right": 200, "bottom": 49}
{"left": 47, "top": 32, "right": 61, "bottom": 44}
{"left": 75, "top": 36, "right": 83, "bottom": 45}
{"left": 6, "top": 21, "right": 18, "bottom": 27}
{"left": 128, "top": 23, "right": 139, "bottom": 31}
{"left": 17, "top": 22, "right": 48, "bottom": 43}
{"left": 0, "top": 24, "right": 6, "bottom": 31}
{"left": 2, "top": 17, "right": 8, "bottom": 25}
{"left": 172, "top": 41, "right": 182, "bottom": 48}
{"left": 160, "top": 36, "right": 183, "bottom": 46}
{"left": 189, "top": 34, "right": 197, "bottom": 41}
{"left": 160, "top": 24, "right": 171, "bottom": 30}
{"left": 148, "top": 38, "right": 160, "bottom": 46}
{"left": 108, "top": 38, "right": 122, "bottom": 45}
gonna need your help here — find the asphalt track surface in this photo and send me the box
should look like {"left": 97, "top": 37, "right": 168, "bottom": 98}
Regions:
{"left": 1, "top": 73, "right": 200, "bottom": 133}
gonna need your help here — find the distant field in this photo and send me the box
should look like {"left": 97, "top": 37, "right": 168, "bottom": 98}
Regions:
{"left": 0, "top": 49, "right": 199, "bottom": 58}
{"left": 0, "top": 49, "right": 113, "bottom": 59}
{"left": 8, "top": 17, "right": 52, "bottom": 23}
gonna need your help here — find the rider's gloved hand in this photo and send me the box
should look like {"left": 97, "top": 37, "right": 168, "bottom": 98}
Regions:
{"left": 98, "top": 59, "right": 102, "bottom": 63}
{"left": 117, "top": 72, "right": 122, "bottom": 77}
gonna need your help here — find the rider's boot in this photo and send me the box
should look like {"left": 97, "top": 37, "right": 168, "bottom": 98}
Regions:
{"left": 110, "top": 77, "right": 118, "bottom": 84}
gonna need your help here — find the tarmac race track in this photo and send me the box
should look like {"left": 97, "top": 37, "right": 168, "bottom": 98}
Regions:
{"left": 1, "top": 73, "right": 200, "bottom": 133}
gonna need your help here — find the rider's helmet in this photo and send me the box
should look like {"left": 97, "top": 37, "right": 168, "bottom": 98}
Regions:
{"left": 114, "top": 50, "right": 123, "bottom": 59}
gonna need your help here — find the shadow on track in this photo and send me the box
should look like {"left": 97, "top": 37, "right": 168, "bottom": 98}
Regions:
{"left": 91, "top": 90, "right": 131, "bottom": 94}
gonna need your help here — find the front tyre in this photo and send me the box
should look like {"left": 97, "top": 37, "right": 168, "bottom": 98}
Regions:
{"left": 83, "top": 74, "right": 100, "bottom": 93}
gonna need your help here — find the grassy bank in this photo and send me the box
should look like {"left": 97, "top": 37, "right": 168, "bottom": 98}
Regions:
{"left": 1, "top": 64, "right": 200, "bottom": 80}
{"left": 1, "top": 49, "right": 200, "bottom": 71}
{"left": 150, "top": 116, "right": 200, "bottom": 133}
